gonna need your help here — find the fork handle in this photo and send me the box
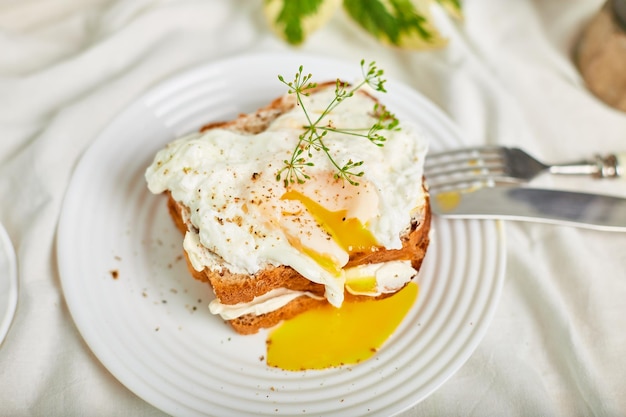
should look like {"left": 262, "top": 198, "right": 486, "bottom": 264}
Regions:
{"left": 549, "top": 152, "right": 626, "bottom": 179}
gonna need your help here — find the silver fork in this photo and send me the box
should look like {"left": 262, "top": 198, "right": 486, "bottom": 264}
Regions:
{"left": 425, "top": 146, "right": 625, "bottom": 192}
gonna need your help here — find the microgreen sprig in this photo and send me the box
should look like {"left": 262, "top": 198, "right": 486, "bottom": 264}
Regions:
{"left": 275, "top": 60, "right": 400, "bottom": 187}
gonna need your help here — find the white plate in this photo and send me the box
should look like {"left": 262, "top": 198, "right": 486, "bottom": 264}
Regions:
{"left": 0, "top": 221, "right": 18, "bottom": 344}
{"left": 57, "top": 52, "right": 505, "bottom": 416}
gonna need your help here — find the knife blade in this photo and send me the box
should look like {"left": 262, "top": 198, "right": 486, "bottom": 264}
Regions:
{"left": 430, "top": 186, "right": 626, "bottom": 231}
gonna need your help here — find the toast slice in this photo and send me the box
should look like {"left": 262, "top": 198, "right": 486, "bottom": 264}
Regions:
{"left": 148, "top": 82, "right": 431, "bottom": 334}
{"left": 167, "top": 191, "right": 430, "bottom": 334}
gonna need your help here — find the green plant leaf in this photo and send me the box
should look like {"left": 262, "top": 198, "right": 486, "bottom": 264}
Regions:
{"left": 436, "top": 0, "right": 463, "bottom": 20}
{"left": 264, "top": 0, "right": 342, "bottom": 45}
{"left": 343, "top": 0, "right": 447, "bottom": 49}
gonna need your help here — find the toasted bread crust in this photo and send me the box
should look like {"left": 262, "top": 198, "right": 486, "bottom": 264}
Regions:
{"left": 167, "top": 192, "right": 430, "bottom": 334}
{"left": 162, "top": 82, "right": 431, "bottom": 334}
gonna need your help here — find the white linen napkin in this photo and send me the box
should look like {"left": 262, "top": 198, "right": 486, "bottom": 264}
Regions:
{"left": 1, "top": 0, "right": 625, "bottom": 416}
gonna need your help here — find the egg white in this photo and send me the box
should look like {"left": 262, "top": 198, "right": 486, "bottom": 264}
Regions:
{"left": 145, "top": 88, "right": 428, "bottom": 307}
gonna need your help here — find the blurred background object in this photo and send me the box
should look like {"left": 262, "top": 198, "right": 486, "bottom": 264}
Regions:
{"left": 576, "top": 0, "right": 626, "bottom": 112}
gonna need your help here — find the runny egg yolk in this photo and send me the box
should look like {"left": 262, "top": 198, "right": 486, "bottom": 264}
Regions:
{"left": 434, "top": 190, "right": 461, "bottom": 212}
{"left": 281, "top": 189, "right": 378, "bottom": 254}
{"left": 266, "top": 282, "right": 418, "bottom": 371}
{"left": 345, "top": 275, "right": 378, "bottom": 294}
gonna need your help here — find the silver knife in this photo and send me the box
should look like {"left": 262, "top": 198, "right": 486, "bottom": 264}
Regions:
{"left": 430, "top": 186, "right": 626, "bottom": 231}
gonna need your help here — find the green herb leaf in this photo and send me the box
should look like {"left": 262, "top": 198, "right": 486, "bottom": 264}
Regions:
{"left": 436, "top": 0, "right": 463, "bottom": 20}
{"left": 343, "top": 0, "right": 447, "bottom": 49}
{"left": 263, "top": 0, "right": 341, "bottom": 45}
{"left": 276, "top": 61, "right": 400, "bottom": 187}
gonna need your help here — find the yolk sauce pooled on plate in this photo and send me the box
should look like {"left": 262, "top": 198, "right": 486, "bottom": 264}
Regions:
{"left": 266, "top": 282, "right": 418, "bottom": 371}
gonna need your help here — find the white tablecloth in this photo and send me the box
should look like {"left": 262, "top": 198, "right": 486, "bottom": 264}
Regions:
{"left": 2, "top": 0, "right": 626, "bottom": 415}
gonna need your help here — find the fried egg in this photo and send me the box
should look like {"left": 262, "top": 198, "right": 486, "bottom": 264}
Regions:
{"left": 145, "top": 87, "right": 428, "bottom": 309}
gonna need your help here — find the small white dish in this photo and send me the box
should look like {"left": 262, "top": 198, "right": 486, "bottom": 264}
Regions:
{"left": 0, "top": 221, "right": 18, "bottom": 344}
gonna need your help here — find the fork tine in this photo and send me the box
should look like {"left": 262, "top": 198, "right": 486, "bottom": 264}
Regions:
{"left": 425, "top": 146, "right": 506, "bottom": 179}
{"left": 428, "top": 145, "right": 504, "bottom": 154}
{"left": 424, "top": 145, "right": 522, "bottom": 193}
{"left": 425, "top": 158, "right": 505, "bottom": 177}
{"left": 426, "top": 175, "right": 523, "bottom": 193}
{"left": 424, "top": 145, "right": 504, "bottom": 165}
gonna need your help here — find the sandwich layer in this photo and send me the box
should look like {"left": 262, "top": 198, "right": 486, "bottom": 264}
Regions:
{"left": 146, "top": 82, "right": 431, "bottom": 334}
